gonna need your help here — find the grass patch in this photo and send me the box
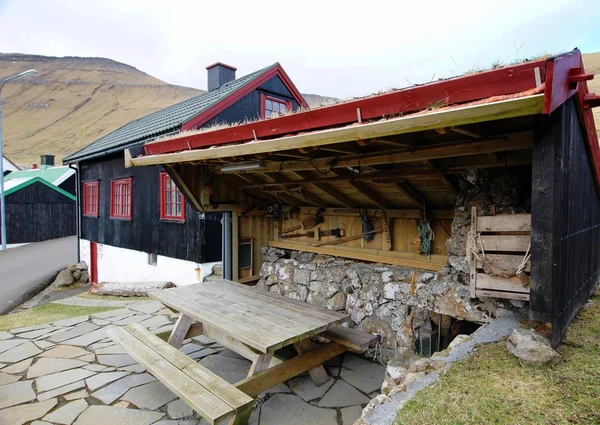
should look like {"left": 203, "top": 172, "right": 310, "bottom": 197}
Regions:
{"left": 0, "top": 303, "right": 119, "bottom": 331}
{"left": 395, "top": 291, "right": 600, "bottom": 425}
{"left": 76, "top": 293, "right": 148, "bottom": 302}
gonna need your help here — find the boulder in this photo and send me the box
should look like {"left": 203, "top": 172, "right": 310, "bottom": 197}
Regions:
{"left": 448, "top": 334, "right": 471, "bottom": 350}
{"left": 403, "top": 371, "right": 427, "bottom": 386}
{"left": 506, "top": 329, "right": 561, "bottom": 365}
{"left": 78, "top": 271, "right": 90, "bottom": 283}
{"left": 54, "top": 269, "right": 74, "bottom": 287}
{"left": 262, "top": 247, "right": 286, "bottom": 263}
{"left": 75, "top": 261, "right": 88, "bottom": 271}
{"left": 72, "top": 270, "right": 82, "bottom": 281}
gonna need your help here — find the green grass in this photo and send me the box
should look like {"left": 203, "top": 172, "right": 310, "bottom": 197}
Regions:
{"left": 395, "top": 290, "right": 600, "bottom": 425}
{"left": 0, "top": 303, "right": 119, "bottom": 331}
{"left": 75, "top": 293, "right": 148, "bottom": 302}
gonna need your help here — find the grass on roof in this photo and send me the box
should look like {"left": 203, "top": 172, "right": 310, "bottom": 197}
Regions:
{"left": 0, "top": 303, "right": 119, "bottom": 331}
{"left": 394, "top": 290, "right": 600, "bottom": 425}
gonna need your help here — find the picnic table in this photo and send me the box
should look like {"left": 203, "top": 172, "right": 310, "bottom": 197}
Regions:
{"left": 108, "top": 279, "right": 376, "bottom": 425}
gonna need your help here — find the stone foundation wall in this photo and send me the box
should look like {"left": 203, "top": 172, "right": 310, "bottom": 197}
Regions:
{"left": 256, "top": 169, "right": 530, "bottom": 362}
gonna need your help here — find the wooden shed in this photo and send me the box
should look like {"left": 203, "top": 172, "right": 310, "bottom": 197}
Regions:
{"left": 124, "top": 49, "right": 599, "bottom": 347}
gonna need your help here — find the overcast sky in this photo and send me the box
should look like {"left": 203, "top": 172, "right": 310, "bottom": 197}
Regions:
{"left": 1, "top": 0, "right": 599, "bottom": 98}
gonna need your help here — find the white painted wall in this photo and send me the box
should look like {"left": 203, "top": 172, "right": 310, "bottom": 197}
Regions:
{"left": 79, "top": 239, "right": 219, "bottom": 286}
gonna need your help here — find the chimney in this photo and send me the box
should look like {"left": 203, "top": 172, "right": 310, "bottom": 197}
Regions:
{"left": 40, "top": 154, "right": 55, "bottom": 167}
{"left": 206, "top": 62, "right": 237, "bottom": 91}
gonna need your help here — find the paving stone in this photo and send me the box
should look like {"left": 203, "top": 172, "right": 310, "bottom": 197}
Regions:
{"left": 340, "top": 354, "right": 386, "bottom": 394}
{"left": 137, "top": 315, "right": 172, "bottom": 329}
{"left": 95, "top": 345, "right": 126, "bottom": 355}
{"left": 97, "top": 354, "right": 136, "bottom": 367}
{"left": 43, "top": 399, "right": 88, "bottom": 424}
{"left": 83, "top": 364, "right": 115, "bottom": 372}
{"left": 129, "top": 301, "right": 165, "bottom": 314}
{"left": 36, "top": 369, "right": 97, "bottom": 393}
{"left": 36, "top": 327, "right": 74, "bottom": 340}
{"left": 219, "top": 349, "right": 248, "bottom": 360}
{"left": 73, "top": 405, "right": 165, "bottom": 425}
{"left": 180, "top": 343, "right": 203, "bottom": 355}
{"left": 189, "top": 347, "right": 218, "bottom": 360}
{"left": 31, "top": 421, "right": 54, "bottom": 425}
{"left": 27, "top": 358, "right": 89, "bottom": 379}
{"left": 158, "top": 421, "right": 199, "bottom": 425}
{"left": 86, "top": 371, "right": 130, "bottom": 391}
{"left": 102, "top": 313, "right": 134, "bottom": 323}
{"left": 327, "top": 367, "right": 340, "bottom": 377}
{"left": 76, "top": 353, "right": 96, "bottom": 362}
{"left": 18, "top": 327, "right": 62, "bottom": 339}
{"left": 192, "top": 335, "right": 216, "bottom": 345}
{"left": 167, "top": 398, "right": 194, "bottom": 419}
{"left": 0, "top": 371, "right": 21, "bottom": 385}
{"left": 91, "top": 319, "right": 110, "bottom": 326}
{"left": 88, "top": 341, "right": 115, "bottom": 351}
{"left": 1, "top": 357, "right": 33, "bottom": 373}
{"left": 34, "top": 340, "right": 55, "bottom": 349}
{"left": 0, "top": 331, "right": 13, "bottom": 340}
{"left": 112, "top": 314, "right": 152, "bottom": 326}
{"left": 90, "top": 308, "right": 134, "bottom": 319}
{"left": 0, "top": 363, "right": 5, "bottom": 369}
{"left": 258, "top": 383, "right": 292, "bottom": 399}
{"left": 317, "top": 379, "right": 370, "bottom": 408}
{"left": 287, "top": 375, "right": 335, "bottom": 402}
{"left": 113, "top": 401, "right": 130, "bottom": 408}
{"left": 48, "top": 323, "right": 99, "bottom": 343}
{"left": 324, "top": 354, "right": 344, "bottom": 367}
{"left": 121, "top": 380, "right": 178, "bottom": 410}
{"left": 119, "top": 363, "right": 146, "bottom": 373}
{"left": 260, "top": 394, "right": 337, "bottom": 425}
{"left": 151, "top": 324, "right": 174, "bottom": 334}
{"left": 64, "top": 389, "right": 89, "bottom": 400}
{"left": 62, "top": 328, "right": 108, "bottom": 347}
{"left": 38, "top": 381, "right": 85, "bottom": 401}
{"left": 0, "top": 398, "right": 57, "bottom": 425}
{"left": 0, "top": 341, "right": 42, "bottom": 362}
{"left": 198, "top": 354, "right": 250, "bottom": 384}
{"left": 39, "top": 345, "right": 90, "bottom": 359}
{"left": 0, "top": 338, "right": 26, "bottom": 354}
{"left": 54, "top": 315, "right": 90, "bottom": 327}
{"left": 341, "top": 405, "right": 363, "bottom": 425}
{"left": 155, "top": 308, "right": 175, "bottom": 315}
{"left": 11, "top": 323, "right": 52, "bottom": 334}
{"left": 0, "top": 380, "right": 36, "bottom": 409}
{"left": 91, "top": 372, "right": 156, "bottom": 404}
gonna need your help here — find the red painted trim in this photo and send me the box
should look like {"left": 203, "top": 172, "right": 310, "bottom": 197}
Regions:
{"left": 206, "top": 62, "right": 237, "bottom": 71}
{"left": 146, "top": 59, "right": 544, "bottom": 156}
{"left": 90, "top": 241, "right": 98, "bottom": 283}
{"left": 177, "top": 64, "right": 308, "bottom": 133}
{"left": 543, "top": 50, "right": 582, "bottom": 114}
{"left": 82, "top": 181, "right": 99, "bottom": 217}
{"left": 159, "top": 172, "right": 186, "bottom": 221}
{"left": 109, "top": 177, "right": 132, "bottom": 220}
{"left": 260, "top": 93, "right": 293, "bottom": 119}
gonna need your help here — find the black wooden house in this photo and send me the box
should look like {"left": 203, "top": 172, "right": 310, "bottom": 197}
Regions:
{"left": 63, "top": 62, "right": 306, "bottom": 284}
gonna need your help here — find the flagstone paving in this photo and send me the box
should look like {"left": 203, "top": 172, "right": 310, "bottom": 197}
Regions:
{"left": 0, "top": 297, "right": 385, "bottom": 425}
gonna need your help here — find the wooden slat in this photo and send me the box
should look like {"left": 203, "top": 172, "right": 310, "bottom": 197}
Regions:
{"left": 107, "top": 325, "right": 253, "bottom": 424}
{"left": 150, "top": 290, "right": 279, "bottom": 353}
{"left": 320, "top": 325, "right": 377, "bottom": 351}
{"left": 476, "top": 289, "right": 530, "bottom": 301}
{"left": 269, "top": 240, "right": 445, "bottom": 272}
{"left": 235, "top": 342, "right": 347, "bottom": 398}
{"left": 476, "top": 254, "right": 530, "bottom": 273}
{"left": 476, "top": 273, "right": 530, "bottom": 293}
{"left": 479, "top": 235, "right": 530, "bottom": 252}
{"left": 477, "top": 214, "right": 531, "bottom": 232}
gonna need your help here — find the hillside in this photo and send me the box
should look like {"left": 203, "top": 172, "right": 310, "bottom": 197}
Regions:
{"left": 583, "top": 52, "right": 600, "bottom": 137}
{"left": 0, "top": 54, "right": 202, "bottom": 166}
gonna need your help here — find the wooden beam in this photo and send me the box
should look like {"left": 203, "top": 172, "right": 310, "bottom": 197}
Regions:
{"left": 165, "top": 165, "right": 204, "bottom": 211}
{"left": 132, "top": 96, "right": 542, "bottom": 167}
{"left": 269, "top": 240, "right": 446, "bottom": 271}
{"left": 348, "top": 181, "right": 393, "bottom": 209}
{"left": 395, "top": 182, "right": 427, "bottom": 207}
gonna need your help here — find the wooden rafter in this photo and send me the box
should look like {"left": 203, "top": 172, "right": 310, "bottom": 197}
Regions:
{"left": 348, "top": 181, "right": 393, "bottom": 209}
{"left": 165, "top": 165, "right": 204, "bottom": 211}
{"left": 395, "top": 182, "right": 427, "bottom": 207}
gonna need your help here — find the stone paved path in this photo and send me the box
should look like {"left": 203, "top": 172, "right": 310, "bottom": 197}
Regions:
{"left": 0, "top": 296, "right": 385, "bottom": 425}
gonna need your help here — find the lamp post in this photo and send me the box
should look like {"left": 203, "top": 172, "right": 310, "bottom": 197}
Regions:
{"left": 0, "top": 69, "right": 37, "bottom": 250}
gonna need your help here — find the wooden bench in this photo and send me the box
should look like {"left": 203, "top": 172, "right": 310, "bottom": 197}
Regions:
{"left": 321, "top": 325, "right": 378, "bottom": 351}
{"left": 107, "top": 323, "right": 254, "bottom": 425}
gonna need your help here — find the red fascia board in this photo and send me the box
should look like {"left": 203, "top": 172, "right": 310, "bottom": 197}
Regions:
{"left": 146, "top": 59, "right": 545, "bottom": 156}
{"left": 179, "top": 65, "right": 308, "bottom": 133}
{"left": 543, "top": 50, "right": 583, "bottom": 114}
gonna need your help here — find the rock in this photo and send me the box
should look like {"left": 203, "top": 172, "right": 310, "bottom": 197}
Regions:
{"left": 448, "top": 334, "right": 471, "bottom": 350}
{"left": 74, "top": 262, "right": 88, "bottom": 271}
{"left": 317, "top": 380, "right": 370, "bottom": 408}
{"left": 73, "top": 405, "right": 164, "bottom": 425}
{"left": 72, "top": 269, "right": 82, "bottom": 281}
{"left": 287, "top": 375, "right": 334, "bottom": 402}
{"left": 341, "top": 406, "right": 363, "bottom": 425}
{"left": 0, "top": 341, "right": 42, "bottom": 363}
{"left": 85, "top": 371, "right": 130, "bottom": 391}
{"left": 386, "top": 364, "right": 407, "bottom": 383}
{"left": 407, "top": 358, "right": 444, "bottom": 374}
{"left": 36, "top": 369, "right": 97, "bottom": 393}
{"left": 404, "top": 371, "right": 427, "bottom": 386}
{"left": 54, "top": 269, "right": 75, "bottom": 287}
{"left": 261, "top": 394, "right": 336, "bottom": 425}
{"left": 340, "top": 354, "right": 386, "bottom": 394}
{"left": 91, "top": 373, "right": 156, "bottom": 404}
{"left": 78, "top": 271, "right": 90, "bottom": 283}
{"left": 122, "top": 380, "right": 177, "bottom": 410}
{"left": 0, "top": 398, "right": 57, "bottom": 425}
{"left": 43, "top": 399, "right": 88, "bottom": 425}
{"left": 167, "top": 398, "right": 194, "bottom": 419}
{"left": 0, "top": 380, "right": 37, "bottom": 408}
{"left": 327, "top": 292, "right": 347, "bottom": 311}
{"left": 40, "top": 345, "right": 90, "bottom": 359}
{"left": 27, "top": 357, "right": 89, "bottom": 379}
{"left": 212, "top": 263, "right": 223, "bottom": 276}
{"left": 506, "top": 329, "right": 561, "bottom": 365}
{"left": 262, "top": 247, "right": 286, "bottom": 263}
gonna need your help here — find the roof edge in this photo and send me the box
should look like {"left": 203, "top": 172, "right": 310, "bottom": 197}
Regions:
{"left": 5, "top": 177, "right": 76, "bottom": 201}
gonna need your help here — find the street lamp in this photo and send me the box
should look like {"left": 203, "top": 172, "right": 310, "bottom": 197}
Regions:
{"left": 0, "top": 69, "right": 37, "bottom": 250}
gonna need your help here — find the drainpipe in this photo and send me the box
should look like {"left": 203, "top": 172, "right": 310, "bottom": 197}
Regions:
{"left": 221, "top": 212, "right": 232, "bottom": 280}
{"left": 68, "top": 163, "right": 81, "bottom": 263}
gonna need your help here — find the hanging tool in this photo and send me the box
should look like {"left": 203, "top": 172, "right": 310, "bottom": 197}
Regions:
{"left": 301, "top": 207, "right": 325, "bottom": 230}
{"left": 279, "top": 228, "right": 343, "bottom": 239}
{"left": 280, "top": 224, "right": 302, "bottom": 235}
{"left": 288, "top": 206, "right": 301, "bottom": 220}
{"left": 361, "top": 209, "right": 375, "bottom": 241}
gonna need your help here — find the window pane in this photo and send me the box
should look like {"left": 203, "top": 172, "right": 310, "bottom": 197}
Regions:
{"left": 266, "top": 99, "right": 272, "bottom": 110}
{"left": 280, "top": 102, "right": 286, "bottom": 113}
{"left": 266, "top": 110, "right": 271, "bottom": 118}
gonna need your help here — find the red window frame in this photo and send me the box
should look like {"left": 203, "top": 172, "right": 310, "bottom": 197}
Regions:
{"left": 160, "top": 172, "right": 185, "bottom": 221}
{"left": 82, "top": 181, "right": 99, "bottom": 217}
{"left": 260, "top": 93, "right": 292, "bottom": 119}
{"left": 110, "top": 178, "right": 132, "bottom": 219}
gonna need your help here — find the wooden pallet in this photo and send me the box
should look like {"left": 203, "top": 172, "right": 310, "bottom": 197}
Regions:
{"left": 469, "top": 207, "right": 531, "bottom": 301}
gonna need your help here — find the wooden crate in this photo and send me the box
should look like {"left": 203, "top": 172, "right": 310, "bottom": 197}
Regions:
{"left": 469, "top": 207, "right": 531, "bottom": 301}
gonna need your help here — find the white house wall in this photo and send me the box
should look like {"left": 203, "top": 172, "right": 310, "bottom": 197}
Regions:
{"left": 79, "top": 239, "right": 218, "bottom": 286}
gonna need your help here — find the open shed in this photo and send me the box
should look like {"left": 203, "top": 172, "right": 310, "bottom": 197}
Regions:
{"left": 125, "top": 49, "right": 599, "bottom": 350}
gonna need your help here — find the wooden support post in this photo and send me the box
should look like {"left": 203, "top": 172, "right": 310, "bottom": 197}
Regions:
{"left": 469, "top": 206, "right": 477, "bottom": 298}
{"left": 232, "top": 211, "right": 239, "bottom": 282}
{"left": 247, "top": 353, "right": 273, "bottom": 378}
{"left": 168, "top": 315, "right": 195, "bottom": 349}
{"left": 293, "top": 339, "right": 330, "bottom": 386}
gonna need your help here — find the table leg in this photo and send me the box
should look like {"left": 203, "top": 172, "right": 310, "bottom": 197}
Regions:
{"left": 247, "top": 353, "right": 273, "bottom": 378}
{"left": 293, "top": 338, "right": 330, "bottom": 386}
{"left": 167, "top": 314, "right": 194, "bottom": 349}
